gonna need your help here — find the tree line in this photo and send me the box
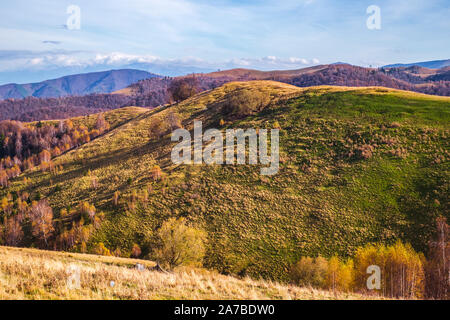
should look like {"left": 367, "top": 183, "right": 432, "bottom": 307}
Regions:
{"left": 289, "top": 217, "right": 448, "bottom": 299}
{"left": 1, "top": 191, "right": 103, "bottom": 253}
{"left": 0, "top": 94, "right": 130, "bottom": 122}
{"left": 0, "top": 114, "right": 110, "bottom": 187}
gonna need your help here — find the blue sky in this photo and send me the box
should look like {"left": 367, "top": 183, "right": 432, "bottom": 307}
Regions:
{"left": 0, "top": 0, "right": 449, "bottom": 84}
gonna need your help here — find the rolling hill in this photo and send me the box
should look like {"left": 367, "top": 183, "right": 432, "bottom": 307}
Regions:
{"left": 380, "top": 65, "right": 450, "bottom": 83}
{"left": 2, "top": 81, "right": 448, "bottom": 282}
{"left": 122, "top": 64, "right": 450, "bottom": 100}
{"left": 0, "top": 69, "right": 159, "bottom": 100}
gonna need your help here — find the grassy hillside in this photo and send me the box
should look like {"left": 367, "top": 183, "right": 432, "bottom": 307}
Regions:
{"left": 31, "top": 106, "right": 149, "bottom": 130}
{"left": 2, "top": 81, "right": 449, "bottom": 282}
{"left": 0, "top": 246, "right": 379, "bottom": 300}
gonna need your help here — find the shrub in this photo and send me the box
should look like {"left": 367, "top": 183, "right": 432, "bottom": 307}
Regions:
{"left": 153, "top": 217, "right": 206, "bottom": 269}
{"left": 92, "top": 242, "right": 111, "bottom": 256}
{"left": 112, "top": 247, "right": 122, "bottom": 257}
{"left": 167, "top": 111, "right": 182, "bottom": 131}
{"left": 168, "top": 77, "right": 200, "bottom": 102}
{"left": 78, "top": 202, "right": 96, "bottom": 223}
{"left": 148, "top": 117, "right": 167, "bottom": 139}
{"left": 131, "top": 243, "right": 142, "bottom": 258}
{"left": 290, "top": 256, "right": 328, "bottom": 288}
{"left": 215, "top": 88, "right": 271, "bottom": 118}
{"left": 95, "top": 113, "right": 110, "bottom": 133}
{"left": 151, "top": 165, "right": 163, "bottom": 181}
{"left": 291, "top": 255, "right": 355, "bottom": 292}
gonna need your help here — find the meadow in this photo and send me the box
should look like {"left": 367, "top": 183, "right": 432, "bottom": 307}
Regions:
{"left": 0, "top": 246, "right": 378, "bottom": 300}
{"left": 1, "top": 81, "right": 448, "bottom": 295}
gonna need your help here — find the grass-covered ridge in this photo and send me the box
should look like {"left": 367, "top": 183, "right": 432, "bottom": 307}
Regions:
{"left": 31, "top": 106, "right": 149, "bottom": 130}
{"left": 2, "top": 81, "right": 449, "bottom": 281}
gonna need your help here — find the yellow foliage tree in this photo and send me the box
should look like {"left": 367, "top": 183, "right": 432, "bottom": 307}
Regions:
{"left": 354, "top": 241, "right": 424, "bottom": 298}
{"left": 92, "top": 242, "right": 111, "bottom": 256}
{"left": 153, "top": 217, "right": 206, "bottom": 269}
{"left": 290, "top": 256, "right": 328, "bottom": 288}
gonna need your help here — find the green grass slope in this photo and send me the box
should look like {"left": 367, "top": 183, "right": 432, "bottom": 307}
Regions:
{"left": 3, "top": 81, "right": 449, "bottom": 281}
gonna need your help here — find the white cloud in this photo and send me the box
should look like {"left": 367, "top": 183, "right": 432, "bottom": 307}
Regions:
{"left": 94, "top": 53, "right": 158, "bottom": 65}
{"left": 30, "top": 58, "right": 44, "bottom": 65}
{"left": 0, "top": 49, "right": 322, "bottom": 77}
{"left": 225, "top": 56, "right": 319, "bottom": 70}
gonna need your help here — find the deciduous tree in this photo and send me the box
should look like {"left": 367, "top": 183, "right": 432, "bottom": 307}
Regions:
{"left": 30, "top": 200, "right": 54, "bottom": 248}
{"left": 153, "top": 217, "right": 206, "bottom": 269}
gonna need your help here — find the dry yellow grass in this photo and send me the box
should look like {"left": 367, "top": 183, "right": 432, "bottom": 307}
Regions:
{"left": 112, "top": 86, "right": 137, "bottom": 96}
{"left": 0, "top": 246, "right": 382, "bottom": 300}
{"left": 28, "top": 106, "right": 149, "bottom": 128}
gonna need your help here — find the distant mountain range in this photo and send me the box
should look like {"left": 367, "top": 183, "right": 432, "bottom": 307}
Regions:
{"left": 0, "top": 69, "right": 159, "bottom": 100}
{"left": 383, "top": 59, "right": 450, "bottom": 69}
{"left": 1, "top": 63, "right": 449, "bottom": 121}
{"left": 123, "top": 63, "right": 450, "bottom": 98}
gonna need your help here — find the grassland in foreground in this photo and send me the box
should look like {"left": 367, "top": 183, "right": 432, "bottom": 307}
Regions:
{"left": 0, "top": 246, "right": 383, "bottom": 300}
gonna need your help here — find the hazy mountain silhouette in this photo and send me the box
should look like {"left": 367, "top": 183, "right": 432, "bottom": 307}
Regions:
{"left": 0, "top": 69, "right": 159, "bottom": 99}
{"left": 383, "top": 59, "right": 450, "bottom": 69}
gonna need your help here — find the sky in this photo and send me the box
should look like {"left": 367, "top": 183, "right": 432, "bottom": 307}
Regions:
{"left": 0, "top": 0, "right": 449, "bottom": 84}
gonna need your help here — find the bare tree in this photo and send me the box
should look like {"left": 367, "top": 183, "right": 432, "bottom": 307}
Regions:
{"left": 167, "top": 112, "right": 182, "bottom": 131}
{"left": 30, "top": 200, "right": 54, "bottom": 248}
{"left": 425, "top": 217, "right": 449, "bottom": 299}
{"left": 4, "top": 215, "right": 24, "bottom": 247}
{"left": 95, "top": 113, "right": 110, "bottom": 133}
